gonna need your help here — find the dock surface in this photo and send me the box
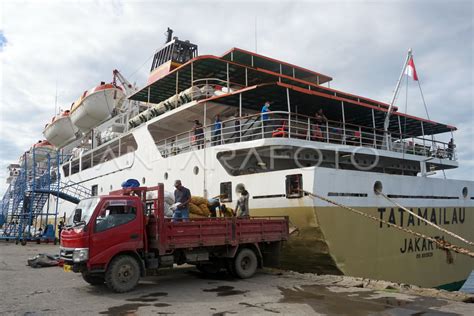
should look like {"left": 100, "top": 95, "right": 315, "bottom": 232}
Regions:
{"left": 1, "top": 243, "right": 473, "bottom": 315}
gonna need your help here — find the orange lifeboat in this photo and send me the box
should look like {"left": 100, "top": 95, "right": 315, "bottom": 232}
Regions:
{"left": 28, "top": 140, "right": 56, "bottom": 162}
{"left": 70, "top": 82, "right": 125, "bottom": 132}
{"left": 43, "top": 110, "right": 79, "bottom": 148}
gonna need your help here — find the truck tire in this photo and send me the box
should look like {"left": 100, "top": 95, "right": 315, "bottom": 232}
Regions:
{"left": 105, "top": 255, "right": 141, "bottom": 293}
{"left": 81, "top": 272, "right": 105, "bottom": 286}
{"left": 233, "top": 248, "right": 258, "bottom": 279}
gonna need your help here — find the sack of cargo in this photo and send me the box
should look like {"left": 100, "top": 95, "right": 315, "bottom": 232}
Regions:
{"left": 200, "top": 84, "right": 215, "bottom": 97}
{"left": 164, "top": 204, "right": 173, "bottom": 217}
{"left": 189, "top": 203, "right": 204, "bottom": 216}
{"left": 198, "top": 204, "right": 210, "bottom": 217}
{"left": 164, "top": 191, "right": 175, "bottom": 205}
{"left": 191, "top": 196, "right": 207, "bottom": 206}
{"left": 190, "top": 213, "right": 206, "bottom": 219}
{"left": 220, "top": 205, "right": 234, "bottom": 217}
{"left": 170, "top": 203, "right": 182, "bottom": 211}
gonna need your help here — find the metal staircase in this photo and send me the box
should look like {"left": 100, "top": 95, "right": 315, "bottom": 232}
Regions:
{"left": 1, "top": 147, "right": 91, "bottom": 244}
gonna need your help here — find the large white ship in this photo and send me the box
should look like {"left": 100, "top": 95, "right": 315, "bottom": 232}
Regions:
{"left": 3, "top": 30, "right": 473, "bottom": 290}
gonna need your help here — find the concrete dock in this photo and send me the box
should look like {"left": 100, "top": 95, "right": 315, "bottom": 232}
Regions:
{"left": 1, "top": 243, "right": 472, "bottom": 315}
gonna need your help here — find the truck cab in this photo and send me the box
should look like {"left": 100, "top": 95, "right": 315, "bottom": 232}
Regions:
{"left": 60, "top": 184, "right": 289, "bottom": 292}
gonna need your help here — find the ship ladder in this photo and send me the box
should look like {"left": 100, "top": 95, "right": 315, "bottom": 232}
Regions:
{"left": 300, "top": 189, "right": 474, "bottom": 258}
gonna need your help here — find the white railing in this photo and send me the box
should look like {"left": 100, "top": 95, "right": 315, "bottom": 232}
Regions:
{"left": 154, "top": 111, "right": 456, "bottom": 161}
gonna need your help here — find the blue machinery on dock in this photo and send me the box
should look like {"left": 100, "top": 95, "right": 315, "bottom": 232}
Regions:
{"left": 0, "top": 148, "right": 91, "bottom": 244}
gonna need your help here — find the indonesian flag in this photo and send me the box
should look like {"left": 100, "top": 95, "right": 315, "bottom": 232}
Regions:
{"left": 405, "top": 56, "right": 418, "bottom": 81}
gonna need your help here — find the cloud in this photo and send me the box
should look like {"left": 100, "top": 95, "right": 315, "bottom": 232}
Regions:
{"left": 0, "top": 0, "right": 472, "bottom": 194}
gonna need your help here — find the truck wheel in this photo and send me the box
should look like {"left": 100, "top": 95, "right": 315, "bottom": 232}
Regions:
{"left": 233, "top": 248, "right": 258, "bottom": 279}
{"left": 105, "top": 255, "right": 140, "bottom": 293}
{"left": 82, "top": 272, "right": 105, "bottom": 286}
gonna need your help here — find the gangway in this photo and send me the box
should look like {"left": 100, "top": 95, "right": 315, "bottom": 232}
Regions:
{"left": 0, "top": 147, "right": 91, "bottom": 244}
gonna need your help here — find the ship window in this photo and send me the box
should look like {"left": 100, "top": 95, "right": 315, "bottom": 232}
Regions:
{"left": 91, "top": 185, "right": 98, "bottom": 196}
{"left": 286, "top": 174, "right": 303, "bottom": 198}
{"left": 81, "top": 154, "right": 92, "bottom": 171}
{"left": 120, "top": 134, "right": 138, "bottom": 154}
{"left": 93, "top": 139, "right": 120, "bottom": 166}
{"left": 71, "top": 159, "right": 80, "bottom": 175}
{"left": 62, "top": 164, "right": 70, "bottom": 177}
{"left": 220, "top": 182, "right": 232, "bottom": 202}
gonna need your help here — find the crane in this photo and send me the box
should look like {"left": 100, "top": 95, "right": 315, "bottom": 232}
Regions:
{"left": 112, "top": 69, "right": 136, "bottom": 96}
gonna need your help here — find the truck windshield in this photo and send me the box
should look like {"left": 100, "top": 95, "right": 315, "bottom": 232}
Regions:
{"left": 67, "top": 197, "right": 101, "bottom": 227}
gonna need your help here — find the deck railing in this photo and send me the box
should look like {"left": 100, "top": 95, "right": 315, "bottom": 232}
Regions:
{"left": 155, "top": 111, "right": 456, "bottom": 161}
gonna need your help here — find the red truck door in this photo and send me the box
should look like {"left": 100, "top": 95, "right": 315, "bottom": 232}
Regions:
{"left": 88, "top": 198, "right": 143, "bottom": 267}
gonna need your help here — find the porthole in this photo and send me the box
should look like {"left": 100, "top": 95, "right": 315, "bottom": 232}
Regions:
{"left": 164, "top": 172, "right": 168, "bottom": 180}
{"left": 374, "top": 181, "right": 383, "bottom": 194}
{"left": 462, "top": 187, "right": 468, "bottom": 198}
{"left": 142, "top": 177, "right": 146, "bottom": 184}
{"left": 110, "top": 185, "right": 113, "bottom": 190}
{"left": 193, "top": 166, "right": 199, "bottom": 175}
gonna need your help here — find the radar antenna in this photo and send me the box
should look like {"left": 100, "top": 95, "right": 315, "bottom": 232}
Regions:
{"left": 166, "top": 27, "right": 173, "bottom": 43}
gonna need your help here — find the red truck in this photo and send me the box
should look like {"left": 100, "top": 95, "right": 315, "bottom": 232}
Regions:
{"left": 60, "top": 184, "right": 289, "bottom": 292}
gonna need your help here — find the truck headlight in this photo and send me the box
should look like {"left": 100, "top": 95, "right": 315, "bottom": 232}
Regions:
{"left": 72, "top": 248, "right": 89, "bottom": 263}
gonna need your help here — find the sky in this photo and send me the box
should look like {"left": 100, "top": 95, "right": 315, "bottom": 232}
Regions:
{"left": 0, "top": 0, "right": 472, "bottom": 194}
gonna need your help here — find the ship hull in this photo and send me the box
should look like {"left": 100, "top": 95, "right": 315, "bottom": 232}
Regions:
{"left": 253, "top": 206, "right": 473, "bottom": 289}
{"left": 57, "top": 134, "right": 474, "bottom": 289}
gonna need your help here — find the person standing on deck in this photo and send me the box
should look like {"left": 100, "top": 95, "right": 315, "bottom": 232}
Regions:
{"left": 314, "top": 109, "right": 328, "bottom": 140}
{"left": 193, "top": 120, "right": 204, "bottom": 149}
{"left": 261, "top": 101, "right": 271, "bottom": 137}
{"left": 235, "top": 183, "right": 250, "bottom": 217}
{"left": 212, "top": 114, "right": 222, "bottom": 146}
{"left": 173, "top": 180, "right": 191, "bottom": 222}
{"left": 447, "top": 138, "right": 455, "bottom": 160}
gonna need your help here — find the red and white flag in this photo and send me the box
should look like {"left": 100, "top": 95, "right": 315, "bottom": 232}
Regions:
{"left": 405, "top": 56, "right": 418, "bottom": 81}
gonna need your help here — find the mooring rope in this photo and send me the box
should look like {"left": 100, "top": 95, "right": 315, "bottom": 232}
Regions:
{"left": 377, "top": 191, "right": 474, "bottom": 247}
{"left": 301, "top": 189, "right": 474, "bottom": 258}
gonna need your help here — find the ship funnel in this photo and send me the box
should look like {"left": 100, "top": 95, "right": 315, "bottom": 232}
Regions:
{"left": 148, "top": 29, "right": 198, "bottom": 84}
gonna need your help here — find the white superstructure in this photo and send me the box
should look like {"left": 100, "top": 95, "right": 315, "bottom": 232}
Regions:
{"left": 12, "top": 32, "right": 474, "bottom": 289}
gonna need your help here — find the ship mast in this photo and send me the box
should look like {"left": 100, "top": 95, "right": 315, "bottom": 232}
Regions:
{"left": 383, "top": 49, "right": 412, "bottom": 148}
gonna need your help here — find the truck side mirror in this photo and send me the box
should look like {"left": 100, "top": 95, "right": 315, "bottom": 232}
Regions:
{"left": 73, "top": 209, "right": 82, "bottom": 223}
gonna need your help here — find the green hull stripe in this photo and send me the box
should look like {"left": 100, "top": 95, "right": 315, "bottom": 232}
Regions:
{"left": 436, "top": 280, "right": 466, "bottom": 291}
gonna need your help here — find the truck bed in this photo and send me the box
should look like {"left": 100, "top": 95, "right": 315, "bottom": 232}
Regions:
{"left": 160, "top": 217, "right": 289, "bottom": 250}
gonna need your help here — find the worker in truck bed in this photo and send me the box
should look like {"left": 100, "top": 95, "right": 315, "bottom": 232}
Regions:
{"left": 235, "top": 183, "right": 250, "bottom": 217}
{"left": 173, "top": 180, "right": 191, "bottom": 221}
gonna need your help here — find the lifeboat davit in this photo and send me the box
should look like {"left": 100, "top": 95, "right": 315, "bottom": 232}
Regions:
{"left": 28, "top": 140, "right": 56, "bottom": 162}
{"left": 43, "top": 110, "right": 78, "bottom": 148}
{"left": 70, "top": 82, "right": 125, "bottom": 132}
